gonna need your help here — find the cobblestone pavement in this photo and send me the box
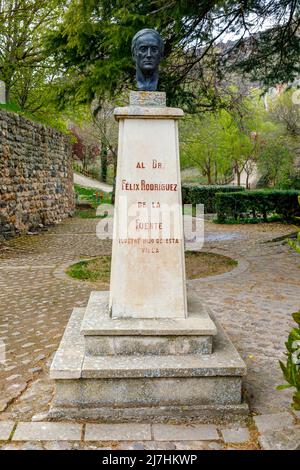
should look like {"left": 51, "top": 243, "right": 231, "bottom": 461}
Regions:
{"left": 0, "top": 218, "right": 111, "bottom": 415}
{"left": 0, "top": 217, "right": 299, "bottom": 450}
{"left": 187, "top": 222, "right": 300, "bottom": 416}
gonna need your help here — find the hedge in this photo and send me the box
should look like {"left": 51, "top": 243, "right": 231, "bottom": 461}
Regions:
{"left": 215, "top": 190, "right": 300, "bottom": 222}
{"left": 181, "top": 185, "right": 245, "bottom": 213}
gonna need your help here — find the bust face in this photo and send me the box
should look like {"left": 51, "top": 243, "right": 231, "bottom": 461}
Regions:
{"left": 134, "top": 32, "right": 161, "bottom": 75}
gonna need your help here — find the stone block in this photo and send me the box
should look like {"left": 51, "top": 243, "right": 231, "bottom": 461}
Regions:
{"left": 85, "top": 424, "right": 151, "bottom": 441}
{"left": 220, "top": 427, "right": 250, "bottom": 443}
{"left": 129, "top": 91, "right": 166, "bottom": 107}
{"left": 258, "top": 426, "right": 300, "bottom": 450}
{"left": 83, "top": 290, "right": 215, "bottom": 356}
{"left": 114, "top": 106, "right": 183, "bottom": 120}
{"left": 81, "top": 291, "right": 217, "bottom": 337}
{"left": 50, "top": 307, "right": 85, "bottom": 379}
{"left": 49, "top": 403, "right": 249, "bottom": 423}
{"left": 152, "top": 424, "right": 219, "bottom": 441}
{"left": 85, "top": 334, "right": 212, "bottom": 356}
{"left": 13, "top": 422, "right": 82, "bottom": 441}
{"left": 0, "top": 421, "right": 14, "bottom": 440}
{"left": 254, "top": 412, "right": 294, "bottom": 433}
{"left": 53, "top": 376, "right": 242, "bottom": 408}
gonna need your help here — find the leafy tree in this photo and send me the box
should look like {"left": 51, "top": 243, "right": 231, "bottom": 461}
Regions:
{"left": 69, "top": 122, "right": 100, "bottom": 171}
{"left": 257, "top": 137, "right": 294, "bottom": 188}
{"left": 268, "top": 87, "right": 300, "bottom": 137}
{"left": 180, "top": 91, "right": 276, "bottom": 185}
{"left": 0, "top": 0, "right": 64, "bottom": 107}
{"left": 180, "top": 111, "right": 232, "bottom": 184}
{"left": 47, "top": 0, "right": 300, "bottom": 109}
{"left": 91, "top": 98, "right": 119, "bottom": 182}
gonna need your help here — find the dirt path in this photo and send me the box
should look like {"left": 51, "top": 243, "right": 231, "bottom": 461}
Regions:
{"left": 74, "top": 172, "right": 113, "bottom": 192}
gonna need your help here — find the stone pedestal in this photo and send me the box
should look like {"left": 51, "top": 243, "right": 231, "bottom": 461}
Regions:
{"left": 49, "top": 292, "right": 248, "bottom": 422}
{"left": 49, "top": 92, "right": 248, "bottom": 422}
{"left": 110, "top": 96, "right": 186, "bottom": 319}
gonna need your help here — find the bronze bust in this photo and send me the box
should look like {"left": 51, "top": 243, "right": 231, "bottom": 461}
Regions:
{"left": 131, "top": 29, "right": 164, "bottom": 91}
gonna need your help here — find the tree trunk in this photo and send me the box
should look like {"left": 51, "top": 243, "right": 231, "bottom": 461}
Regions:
{"left": 206, "top": 156, "right": 212, "bottom": 184}
{"left": 101, "top": 147, "right": 108, "bottom": 182}
{"left": 246, "top": 173, "right": 250, "bottom": 189}
{"left": 214, "top": 161, "right": 218, "bottom": 184}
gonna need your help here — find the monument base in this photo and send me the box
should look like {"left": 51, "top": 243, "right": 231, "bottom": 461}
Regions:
{"left": 49, "top": 293, "right": 249, "bottom": 423}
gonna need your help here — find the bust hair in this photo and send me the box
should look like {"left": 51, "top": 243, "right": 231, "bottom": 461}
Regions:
{"left": 131, "top": 29, "right": 164, "bottom": 57}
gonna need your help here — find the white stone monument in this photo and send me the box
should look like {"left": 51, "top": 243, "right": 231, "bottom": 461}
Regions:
{"left": 109, "top": 92, "right": 187, "bottom": 319}
{"left": 50, "top": 91, "right": 248, "bottom": 422}
{"left": 0, "top": 81, "right": 6, "bottom": 104}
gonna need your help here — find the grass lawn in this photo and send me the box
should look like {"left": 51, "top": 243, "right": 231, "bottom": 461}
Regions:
{"left": 66, "top": 251, "right": 237, "bottom": 286}
{"left": 74, "top": 184, "right": 113, "bottom": 218}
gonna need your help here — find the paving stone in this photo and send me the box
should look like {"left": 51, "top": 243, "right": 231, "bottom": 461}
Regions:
{"left": 254, "top": 412, "right": 294, "bottom": 433}
{"left": 31, "top": 413, "right": 49, "bottom": 422}
{"left": 0, "top": 421, "right": 14, "bottom": 440}
{"left": 15, "top": 406, "right": 32, "bottom": 413}
{"left": 0, "top": 444, "right": 19, "bottom": 450}
{"left": 127, "top": 443, "right": 145, "bottom": 450}
{"left": 6, "top": 374, "right": 21, "bottom": 381}
{"left": 152, "top": 424, "right": 219, "bottom": 441}
{"left": 175, "top": 441, "right": 210, "bottom": 450}
{"left": 0, "top": 401, "right": 9, "bottom": 412}
{"left": 293, "top": 410, "right": 300, "bottom": 420}
{"left": 208, "top": 442, "right": 224, "bottom": 450}
{"left": 117, "top": 442, "right": 176, "bottom": 450}
{"left": 258, "top": 426, "right": 300, "bottom": 450}
{"left": 20, "top": 442, "right": 44, "bottom": 450}
{"left": 13, "top": 422, "right": 82, "bottom": 441}
{"left": 28, "top": 367, "right": 42, "bottom": 373}
{"left": 44, "top": 441, "right": 73, "bottom": 450}
{"left": 84, "top": 445, "right": 114, "bottom": 450}
{"left": 85, "top": 424, "right": 151, "bottom": 441}
{"left": 221, "top": 427, "right": 250, "bottom": 443}
{"left": 35, "top": 354, "right": 46, "bottom": 362}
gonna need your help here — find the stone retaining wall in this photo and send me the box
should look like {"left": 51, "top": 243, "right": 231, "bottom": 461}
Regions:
{"left": 0, "top": 110, "right": 74, "bottom": 239}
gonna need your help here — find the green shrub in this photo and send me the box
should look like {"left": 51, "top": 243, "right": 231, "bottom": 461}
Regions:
{"left": 0, "top": 103, "right": 68, "bottom": 133}
{"left": 277, "top": 310, "right": 300, "bottom": 411}
{"left": 215, "top": 190, "right": 300, "bottom": 223}
{"left": 278, "top": 197, "right": 300, "bottom": 410}
{"left": 288, "top": 195, "right": 300, "bottom": 254}
{"left": 286, "top": 176, "right": 300, "bottom": 190}
{"left": 181, "top": 185, "right": 245, "bottom": 213}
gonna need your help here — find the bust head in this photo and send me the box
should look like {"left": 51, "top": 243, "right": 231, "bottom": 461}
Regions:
{"left": 132, "top": 29, "right": 164, "bottom": 91}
